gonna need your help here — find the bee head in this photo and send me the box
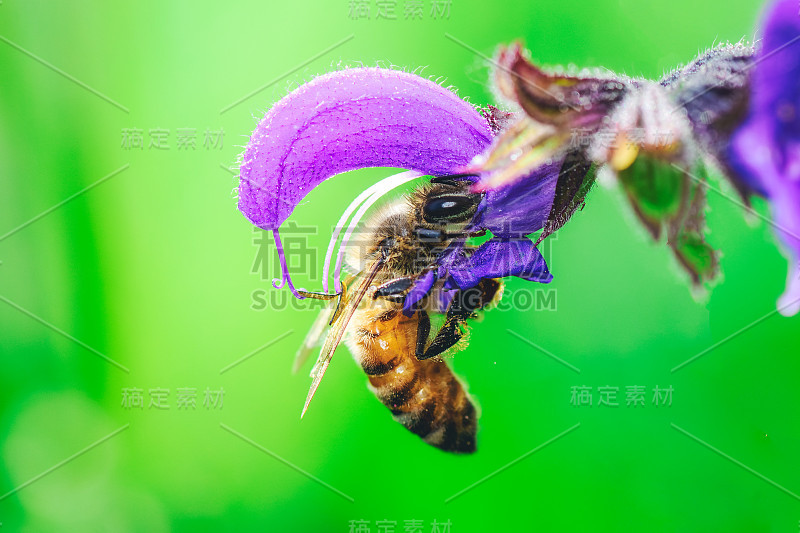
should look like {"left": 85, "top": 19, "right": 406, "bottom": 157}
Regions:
{"left": 412, "top": 177, "right": 483, "bottom": 243}
{"left": 356, "top": 176, "right": 484, "bottom": 277}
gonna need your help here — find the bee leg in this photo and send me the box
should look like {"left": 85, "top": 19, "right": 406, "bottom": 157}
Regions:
{"left": 422, "top": 292, "right": 474, "bottom": 359}
{"left": 419, "top": 279, "right": 501, "bottom": 360}
{"left": 415, "top": 310, "right": 431, "bottom": 359}
{"left": 296, "top": 289, "right": 346, "bottom": 325}
{"left": 420, "top": 315, "right": 465, "bottom": 360}
{"left": 373, "top": 276, "right": 415, "bottom": 302}
{"left": 296, "top": 290, "right": 339, "bottom": 300}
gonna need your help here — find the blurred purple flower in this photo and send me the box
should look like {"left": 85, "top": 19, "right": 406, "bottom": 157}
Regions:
{"left": 237, "top": 67, "right": 558, "bottom": 298}
{"left": 729, "top": 0, "right": 800, "bottom": 315}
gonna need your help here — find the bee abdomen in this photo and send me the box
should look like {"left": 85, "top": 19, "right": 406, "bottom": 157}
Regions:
{"left": 362, "top": 353, "right": 478, "bottom": 453}
{"left": 352, "top": 304, "right": 478, "bottom": 453}
{"left": 400, "top": 362, "right": 477, "bottom": 453}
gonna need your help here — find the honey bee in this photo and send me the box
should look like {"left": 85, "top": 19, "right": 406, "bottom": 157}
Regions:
{"left": 294, "top": 176, "right": 503, "bottom": 453}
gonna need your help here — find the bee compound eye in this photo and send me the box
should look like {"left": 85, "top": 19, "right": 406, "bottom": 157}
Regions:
{"left": 422, "top": 194, "right": 478, "bottom": 223}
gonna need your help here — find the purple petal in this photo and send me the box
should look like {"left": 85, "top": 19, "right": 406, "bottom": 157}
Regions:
{"left": 728, "top": 0, "right": 800, "bottom": 314}
{"left": 749, "top": 0, "right": 800, "bottom": 144}
{"left": 238, "top": 67, "right": 493, "bottom": 231}
{"left": 444, "top": 238, "right": 552, "bottom": 290}
{"left": 478, "top": 162, "right": 561, "bottom": 237}
{"left": 402, "top": 269, "right": 437, "bottom": 316}
{"left": 435, "top": 288, "right": 458, "bottom": 314}
{"left": 731, "top": 120, "right": 800, "bottom": 315}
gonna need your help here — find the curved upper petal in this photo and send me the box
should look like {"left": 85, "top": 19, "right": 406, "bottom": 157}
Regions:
{"left": 238, "top": 67, "right": 493, "bottom": 230}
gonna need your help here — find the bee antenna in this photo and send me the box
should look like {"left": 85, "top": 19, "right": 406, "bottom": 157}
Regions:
{"left": 430, "top": 173, "right": 480, "bottom": 185}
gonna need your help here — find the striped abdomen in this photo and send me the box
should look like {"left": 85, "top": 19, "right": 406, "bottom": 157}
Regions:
{"left": 347, "top": 301, "right": 478, "bottom": 453}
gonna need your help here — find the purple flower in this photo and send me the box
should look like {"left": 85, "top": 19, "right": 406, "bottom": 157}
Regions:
{"left": 729, "top": 0, "right": 800, "bottom": 315}
{"left": 237, "top": 67, "right": 559, "bottom": 298}
{"left": 476, "top": 41, "right": 766, "bottom": 286}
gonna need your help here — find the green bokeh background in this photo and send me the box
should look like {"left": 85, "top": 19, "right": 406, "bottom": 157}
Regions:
{"left": 1, "top": 0, "right": 798, "bottom": 531}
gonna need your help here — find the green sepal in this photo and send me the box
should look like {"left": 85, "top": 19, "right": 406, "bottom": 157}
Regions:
{"left": 618, "top": 155, "right": 719, "bottom": 285}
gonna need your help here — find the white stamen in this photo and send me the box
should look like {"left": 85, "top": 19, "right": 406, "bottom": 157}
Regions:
{"left": 329, "top": 170, "right": 422, "bottom": 292}
{"left": 322, "top": 186, "right": 375, "bottom": 293}
{"left": 322, "top": 172, "right": 413, "bottom": 293}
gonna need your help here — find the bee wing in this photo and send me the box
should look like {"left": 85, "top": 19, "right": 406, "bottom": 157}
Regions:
{"left": 292, "top": 275, "right": 356, "bottom": 374}
{"left": 300, "top": 257, "right": 386, "bottom": 418}
{"left": 292, "top": 301, "right": 336, "bottom": 374}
